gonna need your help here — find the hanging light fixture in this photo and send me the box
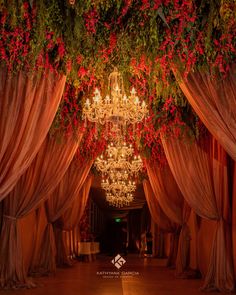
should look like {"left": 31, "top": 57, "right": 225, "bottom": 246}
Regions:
{"left": 101, "top": 178, "right": 136, "bottom": 195}
{"left": 83, "top": 67, "right": 148, "bottom": 127}
{"left": 106, "top": 192, "right": 134, "bottom": 208}
{"left": 94, "top": 141, "right": 143, "bottom": 176}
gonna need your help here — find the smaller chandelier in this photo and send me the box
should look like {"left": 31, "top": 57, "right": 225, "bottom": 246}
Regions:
{"left": 106, "top": 141, "right": 134, "bottom": 159}
{"left": 106, "top": 192, "right": 134, "bottom": 207}
{"left": 101, "top": 178, "right": 136, "bottom": 195}
{"left": 95, "top": 141, "right": 143, "bottom": 176}
{"left": 83, "top": 67, "right": 148, "bottom": 126}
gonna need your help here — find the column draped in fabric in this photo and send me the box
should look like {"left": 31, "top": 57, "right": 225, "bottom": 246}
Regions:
{"left": 162, "top": 134, "right": 235, "bottom": 292}
{"left": 0, "top": 67, "right": 66, "bottom": 199}
{"left": 32, "top": 160, "right": 92, "bottom": 275}
{"left": 0, "top": 132, "right": 81, "bottom": 289}
{"left": 145, "top": 163, "right": 192, "bottom": 277}
{"left": 55, "top": 176, "right": 93, "bottom": 267}
{"left": 175, "top": 66, "right": 236, "bottom": 161}
{"left": 143, "top": 180, "right": 179, "bottom": 265}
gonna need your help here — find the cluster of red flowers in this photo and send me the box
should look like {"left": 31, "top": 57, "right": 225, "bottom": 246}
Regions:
{"left": 0, "top": 2, "right": 35, "bottom": 71}
{"left": 83, "top": 7, "right": 99, "bottom": 35}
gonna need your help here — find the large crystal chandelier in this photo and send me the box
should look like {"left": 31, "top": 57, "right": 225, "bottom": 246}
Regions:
{"left": 94, "top": 141, "right": 143, "bottom": 176}
{"left": 83, "top": 67, "right": 148, "bottom": 127}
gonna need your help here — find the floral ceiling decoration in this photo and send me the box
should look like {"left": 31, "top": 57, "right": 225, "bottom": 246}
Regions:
{"left": 0, "top": 0, "right": 235, "bottom": 164}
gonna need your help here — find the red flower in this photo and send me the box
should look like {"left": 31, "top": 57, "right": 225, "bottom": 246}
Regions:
{"left": 23, "top": 2, "right": 29, "bottom": 10}
{"left": 66, "top": 59, "right": 72, "bottom": 73}
{"left": 78, "top": 66, "right": 88, "bottom": 78}
{"left": 76, "top": 54, "right": 83, "bottom": 65}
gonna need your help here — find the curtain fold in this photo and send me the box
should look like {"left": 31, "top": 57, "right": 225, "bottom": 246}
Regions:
{"left": 162, "top": 134, "right": 235, "bottom": 292}
{"left": 0, "top": 132, "right": 81, "bottom": 288}
{"left": 175, "top": 66, "right": 236, "bottom": 161}
{"left": 145, "top": 163, "right": 192, "bottom": 277}
{"left": 0, "top": 67, "right": 66, "bottom": 199}
{"left": 55, "top": 176, "right": 93, "bottom": 267}
{"left": 61, "top": 175, "right": 93, "bottom": 230}
{"left": 143, "top": 180, "right": 179, "bottom": 266}
{"left": 143, "top": 180, "right": 176, "bottom": 232}
{"left": 33, "top": 161, "right": 92, "bottom": 275}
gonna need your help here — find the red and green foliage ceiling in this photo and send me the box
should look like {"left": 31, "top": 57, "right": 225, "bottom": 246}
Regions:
{"left": 0, "top": 0, "right": 235, "bottom": 163}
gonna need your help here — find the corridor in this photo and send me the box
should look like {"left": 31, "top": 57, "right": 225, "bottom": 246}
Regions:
{"left": 0, "top": 255, "right": 219, "bottom": 295}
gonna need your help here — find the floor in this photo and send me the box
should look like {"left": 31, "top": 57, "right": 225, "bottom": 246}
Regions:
{"left": 0, "top": 255, "right": 219, "bottom": 295}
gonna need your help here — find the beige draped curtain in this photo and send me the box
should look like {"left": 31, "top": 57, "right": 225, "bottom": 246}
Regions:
{"left": 0, "top": 67, "right": 66, "bottom": 199}
{"left": 0, "top": 132, "right": 82, "bottom": 288}
{"left": 175, "top": 66, "right": 236, "bottom": 161}
{"left": 55, "top": 176, "right": 93, "bottom": 267}
{"left": 162, "top": 134, "right": 235, "bottom": 292}
{"left": 143, "top": 180, "right": 179, "bottom": 266}
{"left": 32, "top": 160, "right": 92, "bottom": 275}
{"left": 145, "top": 162, "right": 192, "bottom": 277}
{"left": 143, "top": 180, "right": 176, "bottom": 232}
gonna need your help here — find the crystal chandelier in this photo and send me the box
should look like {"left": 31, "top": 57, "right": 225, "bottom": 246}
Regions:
{"left": 94, "top": 141, "right": 143, "bottom": 176}
{"left": 106, "top": 192, "right": 134, "bottom": 208}
{"left": 83, "top": 67, "right": 148, "bottom": 127}
{"left": 101, "top": 178, "right": 136, "bottom": 195}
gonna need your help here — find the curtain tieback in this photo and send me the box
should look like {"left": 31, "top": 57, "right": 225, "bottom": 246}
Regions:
{"left": 3, "top": 215, "right": 17, "bottom": 221}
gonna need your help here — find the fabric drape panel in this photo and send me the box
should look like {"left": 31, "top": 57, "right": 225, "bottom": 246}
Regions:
{"left": 61, "top": 175, "right": 93, "bottom": 230}
{"left": 145, "top": 163, "right": 192, "bottom": 277}
{"left": 0, "top": 132, "right": 81, "bottom": 288}
{"left": 143, "top": 180, "right": 178, "bottom": 265}
{"left": 0, "top": 67, "right": 66, "bottom": 199}
{"left": 175, "top": 66, "right": 236, "bottom": 161}
{"left": 55, "top": 176, "right": 93, "bottom": 266}
{"left": 143, "top": 180, "right": 176, "bottom": 232}
{"left": 162, "top": 134, "right": 235, "bottom": 292}
{"left": 34, "top": 161, "right": 92, "bottom": 274}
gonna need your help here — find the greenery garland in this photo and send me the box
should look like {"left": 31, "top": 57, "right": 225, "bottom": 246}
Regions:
{"left": 0, "top": 0, "right": 235, "bottom": 163}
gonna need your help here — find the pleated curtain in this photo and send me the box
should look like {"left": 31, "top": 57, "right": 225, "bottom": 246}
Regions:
{"left": 0, "top": 67, "right": 66, "bottom": 199}
{"left": 175, "top": 66, "right": 236, "bottom": 161}
{"left": 145, "top": 162, "right": 192, "bottom": 277}
{"left": 55, "top": 176, "right": 93, "bottom": 267}
{"left": 143, "top": 180, "right": 179, "bottom": 266}
{"left": 0, "top": 132, "right": 82, "bottom": 288}
{"left": 32, "top": 160, "right": 92, "bottom": 275}
{"left": 162, "top": 134, "right": 235, "bottom": 292}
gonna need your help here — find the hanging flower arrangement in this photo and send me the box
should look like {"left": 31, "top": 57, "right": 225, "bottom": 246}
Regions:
{"left": 0, "top": 0, "right": 235, "bottom": 164}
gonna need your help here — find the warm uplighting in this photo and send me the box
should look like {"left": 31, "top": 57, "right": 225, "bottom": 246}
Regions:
{"left": 83, "top": 67, "right": 148, "bottom": 127}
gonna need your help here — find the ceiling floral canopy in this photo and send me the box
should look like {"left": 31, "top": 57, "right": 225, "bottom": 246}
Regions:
{"left": 0, "top": 0, "right": 235, "bottom": 163}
